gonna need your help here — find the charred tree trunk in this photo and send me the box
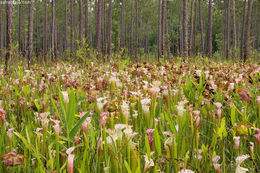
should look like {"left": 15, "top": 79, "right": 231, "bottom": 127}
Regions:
{"left": 240, "top": 0, "right": 246, "bottom": 59}
{"left": 252, "top": 0, "right": 257, "bottom": 51}
{"left": 244, "top": 0, "right": 253, "bottom": 61}
{"left": 107, "top": 0, "right": 112, "bottom": 58}
{"left": 5, "top": 0, "right": 13, "bottom": 71}
{"left": 70, "top": 0, "right": 75, "bottom": 56}
{"left": 135, "top": 0, "right": 138, "bottom": 60}
{"left": 208, "top": 0, "right": 212, "bottom": 58}
{"left": 96, "top": 0, "right": 101, "bottom": 52}
{"left": 0, "top": 3, "right": 2, "bottom": 57}
{"left": 18, "top": 1, "right": 22, "bottom": 53}
{"left": 130, "top": 0, "right": 134, "bottom": 58}
{"left": 198, "top": 0, "right": 204, "bottom": 54}
{"left": 79, "top": 0, "right": 83, "bottom": 46}
{"left": 85, "top": 0, "right": 89, "bottom": 42}
{"left": 28, "top": 0, "right": 34, "bottom": 69}
{"left": 183, "top": 0, "right": 188, "bottom": 57}
{"left": 64, "top": 0, "right": 68, "bottom": 52}
{"left": 226, "top": 0, "right": 231, "bottom": 59}
{"left": 161, "top": 0, "right": 166, "bottom": 56}
{"left": 121, "top": 0, "right": 125, "bottom": 49}
{"left": 52, "top": 0, "right": 57, "bottom": 59}
{"left": 193, "top": 0, "right": 197, "bottom": 55}
{"left": 232, "top": 0, "right": 237, "bottom": 58}
{"left": 189, "top": 0, "right": 195, "bottom": 56}
{"left": 44, "top": 0, "right": 48, "bottom": 59}
{"left": 158, "top": 0, "right": 162, "bottom": 60}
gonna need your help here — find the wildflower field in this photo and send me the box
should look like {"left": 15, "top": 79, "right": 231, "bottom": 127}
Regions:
{"left": 0, "top": 60, "right": 259, "bottom": 173}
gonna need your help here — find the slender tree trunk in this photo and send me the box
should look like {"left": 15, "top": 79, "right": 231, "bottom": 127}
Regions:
{"left": 28, "top": 0, "right": 34, "bottom": 69}
{"left": 121, "top": 0, "right": 125, "bottom": 49}
{"left": 145, "top": 24, "right": 148, "bottom": 54}
{"left": 193, "top": 0, "right": 197, "bottom": 55}
{"left": 183, "top": 0, "right": 188, "bottom": 57}
{"left": 135, "top": 0, "right": 138, "bottom": 60}
{"left": 166, "top": 18, "right": 171, "bottom": 59}
{"left": 79, "top": 0, "right": 83, "bottom": 46}
{"left": 0, "top": 3, "right": 2, "bottom": 57}
{"left": 96, "top": 0, "right": 101, "bottom": 52}
{"left": 158, "top": 0, "right": 162, "bottom": 59}
{"left": 189, "top": 0, "right": 195, "bottom": 56}
{"left": 198, "top": 0, "right": 204, "bottom": 54}
{"left": 130, "top": 0, "right": 134, "bottom": 57}
{"left": 5, "top": 0, "right": 13, "bottom": 71}
{"left": 252, "top": 0, "right": 257, "bottom": 51}
{"left": 100, "top": 0, "right": 104, "bottom": 53}
{"left": 207, "top": 0, "right": 212, "bottom": 58}
{"left": 107, "top": 0, "right": 112, "bottom": 58}
{"left": 180, "top": 14, "right": 183, "bottom": 57}
{"left": 244, "top": 0, "right": 253, "bottom": 61}
{"left": 226, "top": 0, "right": 231, "bottom": 59}
{"left": 222, "top": 9, "right": 226, "bottom": 58}
{"left": 52, "top": 0, "right": 57, "bottom": 59}
{"left": 70, "top": 0, "right": 75, "bottom": 56}
{"left": 64, "top": 0, "right": 68, "bottom": 51}
{"left": 102, "top": 0, "right": 106, "bottom": 54}
{"left": 44, "top": 0, "right": 48, "bottom": 59}
{"left": 161, "top": 0, "right": 166, "bottom": 56}
{"left": 18, "top": 1, "right": 22, "bottom": 53}
{"left": 85, "top": 0, "right": 89, "bottom": 42}
{"left": 258, "top": 23, "right": 260, "bottom": 54}
{"left": 240, "top": 0, "right": 246, "bottom": 59}
{"left": 232, "top": 0, "right": 237, "bottom": 58}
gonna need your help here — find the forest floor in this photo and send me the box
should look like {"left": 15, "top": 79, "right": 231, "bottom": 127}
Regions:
{"left": 0, "top": 60, "right": 259, "bottom": 172}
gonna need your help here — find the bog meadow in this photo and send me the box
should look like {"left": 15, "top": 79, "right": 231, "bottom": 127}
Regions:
{"left": 0, "top": 0, "right": 259, "bottom": 173}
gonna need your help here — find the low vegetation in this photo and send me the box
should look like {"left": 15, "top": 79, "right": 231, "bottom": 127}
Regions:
{"left": 0, "top": 59, "right": 259, "bottom": 172}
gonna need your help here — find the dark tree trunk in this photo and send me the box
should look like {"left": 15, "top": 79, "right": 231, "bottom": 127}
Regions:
{"left": 79, "top": 0, "right": 83, "bottom": 46}
{"left": 244, "top": 0, "right": 253, "bottom": 61}
{"left": 121, "top": 0, "right": 125, "bottom": 49}
{"left": 145, "top": 24, "right": 148, "bottom": 54}
{"left": 28, "top": 0, "right": 34, "bottom": 68}
{"left": 189, "top": 0, "right": 195, "bottom": 56}
{"left": 130, "top": 0, "right": 134, "bottom": 57}
{"left": 70, "top": 0, "right": 75, "bottom": 56}
{"left": 52, "top": 0, "right": 57, "bottom": 59}
{"left": 0, "top": 3, "right": 2, "bottom": 57}
{"left": 183, "top": 0, "right": 188, "bottom": 57}
{"left": 101, "top": 0, "right": 105, "bottom": 53}
{"left": 107, "top": 0, "right": 112, "bottom": 57}
{"left": 240, "top": 0, "right": 246, "bottom": 59}
{"left": 158, "top": 0, "right": 162, "bottom": 59}
{"left": 193, "top": 0, "right": 197, "bottom": 55}
{"left": 5, "top": 0, "right": 13, "bottom": 71}
{"left": 64, "top": 0, "right": 68, "bottom": 51}
{"left": 161, "top": 0, "right": 166, "bottom": 56}
{"left": 232, "top": 0, "right": 237, "bottom": 58}
{"left": 96, "top": 0, "right": 101, "bottom": 52}
{"left": 135, "top": 0, "right": 138, "bottom": 60}
{"left": 226, "top": 0, "right": 231, "bottom": 59}
{"left": 85, "top": 0, "right": 89, "bottom": 42}
{"left": 208, "top": 0, "right": 212, "bottom": 58}
{"left": 180, "top": 14, "right": 183, "bottom": 57}
{"left": 252, "top": 0, "right": 257, "bottom": 51}
{"left": 222, "top": 9, "right": 226, "bottom": 58}
{"left": 198, "top": 0, "right": 204, "bottom": 54}
{"left": 18, "top": 1, "right": 22, "bottom": 53}
{"left": 166, "top": 18, "right": 170, "bottom": 59}
{"left": 44, "top": 0, "right": 48, "bottom": 59}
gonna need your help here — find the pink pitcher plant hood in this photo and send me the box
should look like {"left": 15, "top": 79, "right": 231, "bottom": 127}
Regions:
{"left": 0, "top": 151, "right": 25, "bottom": 167}
{"left": 66, "top": 146, "right": 75, "bottom": 173}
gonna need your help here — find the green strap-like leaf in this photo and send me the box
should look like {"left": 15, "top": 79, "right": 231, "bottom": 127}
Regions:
{"left": 69, "top": 107, "right": 92, "bottom": 139}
